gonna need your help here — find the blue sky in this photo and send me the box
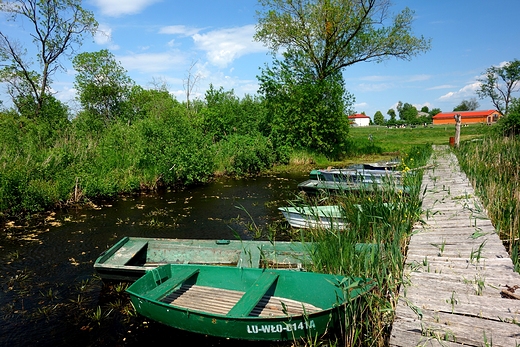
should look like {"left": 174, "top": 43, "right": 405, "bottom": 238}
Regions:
{"left": 2, "top": 0, "right": 520, "bottom": 118}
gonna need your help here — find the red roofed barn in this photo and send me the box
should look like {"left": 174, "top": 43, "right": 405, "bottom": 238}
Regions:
{"left": 432, "top": 110, "right": 502, "bottom": 125}
{"left": 348, "top": 114, "right": 371, "bottom": 127}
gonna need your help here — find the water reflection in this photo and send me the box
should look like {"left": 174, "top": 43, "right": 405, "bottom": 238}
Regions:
{"left": 0, "top": 172, "right": 306, "bottom": 346}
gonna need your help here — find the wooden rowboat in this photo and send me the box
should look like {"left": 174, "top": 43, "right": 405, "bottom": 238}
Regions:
{"left": 126, "top": 263, "right": 374, "bottom": 341}
{"left": 94, "top": 237, "right": 310, "bottom": 281}
{"left": 278, "top": 205, "right": 347, "bottom": 229}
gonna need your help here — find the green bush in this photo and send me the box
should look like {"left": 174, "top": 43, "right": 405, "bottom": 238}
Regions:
{"left": 214, "top": 134, "right": 276, "bottom": 176}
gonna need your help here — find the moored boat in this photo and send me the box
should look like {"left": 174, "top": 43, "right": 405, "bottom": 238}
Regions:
{"left": 278, "top": 205, "right": 347, "bottom": 229}
{"left": 297, "top": 179, "right": 408, "bottom": 195}
{"left": 126, "top": 263, "right": 374, "bottom": 341}
{"left": 94, "top": 237, "right": 310, "bottom": 281}
{"left": 317, "top": 168, "right": 402, "bottom": 184}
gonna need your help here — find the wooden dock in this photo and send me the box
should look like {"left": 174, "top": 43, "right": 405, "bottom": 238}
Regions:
{"left": 390, "top": 146, "right": 520, "bottom": 347}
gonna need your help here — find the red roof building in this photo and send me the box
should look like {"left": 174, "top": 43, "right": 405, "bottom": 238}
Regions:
{"left": 348, "top": 114, "right": 371, "bottom": 127}
{"left": 432, "top": 110, "right": 502, "bottom": 125}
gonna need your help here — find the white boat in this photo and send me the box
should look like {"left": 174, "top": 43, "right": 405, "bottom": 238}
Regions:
{"left": 278, "top": 205, "right": 347, "bottom": 230}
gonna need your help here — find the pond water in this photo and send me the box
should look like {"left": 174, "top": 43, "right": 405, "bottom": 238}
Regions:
{"left": 0, "top": 172, "right": 308, "bottom": 346}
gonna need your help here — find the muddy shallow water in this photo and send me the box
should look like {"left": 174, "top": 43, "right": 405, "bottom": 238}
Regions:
{"left": 0, "top": 172, "right": 308, "bottom": 346}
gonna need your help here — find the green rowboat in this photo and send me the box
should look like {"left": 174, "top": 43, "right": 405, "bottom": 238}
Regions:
{"left": 126, "top": 264, "right": 374, "bottom": 341}
{"left": 94, "top": 237, "right": 311, "bottom": 281}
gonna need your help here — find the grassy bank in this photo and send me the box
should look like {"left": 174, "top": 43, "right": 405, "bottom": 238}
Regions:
{"left": 271, "top": 123, "right": 490, "bottom": 173}
{"left": 456, "top": 135, "right": 520, "bottom": 269}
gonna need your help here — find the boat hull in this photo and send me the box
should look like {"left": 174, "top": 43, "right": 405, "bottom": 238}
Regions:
{"left": 127, "top": 264, "right": 373, "bottom": 341}
{"left": 94, "top": 237, "right": 310, "bottom": 282}
{"left": 278, "top": 206, "right": 347, "bottom": 229}
{"left": 297, "top": 179, "right": 408, "bottom": 195}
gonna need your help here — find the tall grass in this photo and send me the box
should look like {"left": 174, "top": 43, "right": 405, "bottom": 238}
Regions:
{"left": 288, "top": 145, "right": 432, "bottom": 346}
{"left": 457, "top": 136, "right": 520, "bottom": 268}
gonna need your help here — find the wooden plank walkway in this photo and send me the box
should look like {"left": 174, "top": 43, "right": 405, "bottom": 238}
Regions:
{"left": 389, "top": 145, "right": 520, "bottom": 347}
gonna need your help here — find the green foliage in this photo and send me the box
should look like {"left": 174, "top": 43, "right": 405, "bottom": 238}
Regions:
{"left": 477, "top": 59, "right": 520, "bottom": 115}
{"left": 0, "top": 86, "right": 276, "bottom": 216}
{"left": 0, "top": 0, "right": 98, "bottom": 116}
{"left": 127, "top": 85, "right": 182, "bottom": 121}
{"left": 397, "top": 101, "right": 418, "bottom": 123}
{"left": 259, "top": 51, "right": 352, "bottom": 158}
{"left": 387, "top": 108, "right": 397, "bottom": 122}
{"left": 453, "top": 98, "right": 479, "bottom": 112}
{"left": 214, "top": 134, "right": 277, "bottom": 176}
{"left": 496, "top": 98, "right": 520, "bottom": 137}
{"left": 255, "top": 0, "right": 431, "bottom": 81}
{"left": 429, "top": 108, "right": 442, "bottom": 117}
{"left": 373, "top": 111, "right": 385, "bottom": 125}
{"left": 200, "top": 85, "right": 267, "bottom": 142}
{"left": 73, "top": 50, "right": 135, "bottom": 125}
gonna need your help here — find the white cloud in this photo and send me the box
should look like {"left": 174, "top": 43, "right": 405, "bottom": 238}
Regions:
{"left": 117, "top": 52, "right": 187, "bottom": 74}
{"left": 94, "top": 24, "right": 120, "bottom": 50}
{"left": 357, "top": 83, "right": 394, "bottom": 93}
{"left": 439, "top": 81, "right": 481, "bottom": 101}
{"left": 159, "top": 25, "right": 200, "bottom": 36}
{"left": 427, "top": 84, "right": 456, "bottom": 90}
{"left": 438, "top": 91, "right": 456, "bottom": 101}
{"left": 413, "top": 102, "right": 433, "bottom": 111}
{"left": 192, "top": 25, "right": 267, "bottom": 68}
{"left": 91, "top": 0, "right": 161, "bottom": 17}
{"left": 355, "top": 102, "right": 368, "bottom": 110}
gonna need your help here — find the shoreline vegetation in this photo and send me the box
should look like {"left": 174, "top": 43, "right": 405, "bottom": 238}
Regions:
{"left": 456, "top": 136, "right": 520, "bottom": 270}
{"left": 0, "top": 99, "right": 488, "bottom": 221}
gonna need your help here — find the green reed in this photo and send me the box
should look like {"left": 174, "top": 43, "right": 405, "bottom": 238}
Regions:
{"left": 457, "top": 136, "right": 520, "bottom": 268}
{"left": 290, "top": 145, "right": 431, "bottom": 346}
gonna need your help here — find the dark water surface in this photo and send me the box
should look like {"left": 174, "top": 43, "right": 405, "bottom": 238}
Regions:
{"left": 0, "top": 172, "right": 307, "bottom": 347}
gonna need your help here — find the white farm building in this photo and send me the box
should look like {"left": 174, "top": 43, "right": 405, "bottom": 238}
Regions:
{"left": 348, "top": 114, "right": 371, "bottom": 127}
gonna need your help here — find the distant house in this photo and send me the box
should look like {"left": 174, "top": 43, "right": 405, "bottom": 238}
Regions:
{"left": 348, "top": 114, "right": 371, "bottom": 127}
{"left": 432, "top": 110, "right": 502, "bottom": 125}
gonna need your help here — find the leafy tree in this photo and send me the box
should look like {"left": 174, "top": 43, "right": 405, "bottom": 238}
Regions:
{"left": 0, "top": 0, "right": 98, "bottom": 117}
{"left": 397, "top": 101, "right": 418, "bottom": 123}
{"left": 258, "top": 51, "right": 353, "bottom": 158}
{"left": 429, "top": 108, "right": 442, "bottom": 117}
{"left": 421, "top": 106, "right": 429, "bottom": 113}
{"left": 127, "top": 85, "right": 181, "bottom": 121}
{"left": 453, "top": 98, "right": 479, "bottom": 111}
{"left": 387, "top": 108, "right": 397, "bottom": 122}
{"left": 200, "top": 84, "right": 241, "bottom": 142}
{"left": 477, "top": 59, "right": 520, "bottom": 115}
{"left": 73, "top": 50, "right": 134, "bottom": 125}
{"left": 373, "top": 110, "right": 385, "bottom": 125}
{"left": 255, "top": 0, "right": 431, "bottom": 82}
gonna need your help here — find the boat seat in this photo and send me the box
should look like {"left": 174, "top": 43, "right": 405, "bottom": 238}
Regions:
{"left": 110, "top": 240, "right": 148, "bottom": 266}
{"left": 226, "top": 271, "right": 279, "bottom": 317}
{"left": 146, "top": 267, "right": 200, "bottom": 301}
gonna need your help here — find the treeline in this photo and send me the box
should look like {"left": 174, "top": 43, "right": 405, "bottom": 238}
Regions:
{"left": 0, "top": 79, "right": 365, "bottom": 218}
{"left": 0, "top": 86, "right": 270, "bottom": 217}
